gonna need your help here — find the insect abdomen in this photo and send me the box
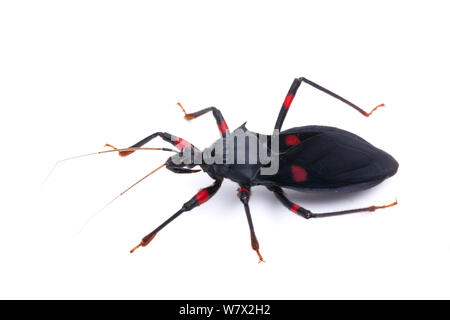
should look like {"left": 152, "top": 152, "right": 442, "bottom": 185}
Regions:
{"left": 256, "top": 126, "right": 398, "bottom": 192}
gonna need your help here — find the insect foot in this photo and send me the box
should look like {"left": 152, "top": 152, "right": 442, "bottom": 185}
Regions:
{"left": 368, "top": 199, "right": 398, "bottom": 212}
{"left": 130, "top": 232, "right": 157, "bottom": 253}
{"left": 104, "top": 144, "right": 135, "bottom": 157}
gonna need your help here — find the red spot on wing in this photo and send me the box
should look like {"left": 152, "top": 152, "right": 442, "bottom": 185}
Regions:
{"left": 290, "top": 204, "right": 300, "bottom": 213}
{"left": 291, "top": 165, "right": 307, "bottom": 182}
{"left": 174, "top": 138, "right": 192, "bottom": 151}
{"left": 195, "top": 189, "right": 210, "bottom": 205}
{"left": 285, "top": 135, "right": 301, "bottom": 146}
{"left": 218, "top": 120, "right": 229, "bottom": 135}
{"left": 283, "top": 94, "right": 294, "bottom": 109}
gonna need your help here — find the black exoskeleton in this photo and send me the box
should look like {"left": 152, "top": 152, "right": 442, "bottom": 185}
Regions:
{"left": 120, "top": 77, "right": 398, "bottom": 262}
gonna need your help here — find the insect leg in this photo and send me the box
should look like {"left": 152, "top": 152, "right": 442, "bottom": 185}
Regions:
{"left": 110, "top": 132, "right": 198, "bottom": 157}
{"left": 237, "top": 186, "right": 265, "bottom": 263}
{"left": 274, "top": 77, "right": 385, "bottom": 131}
{"left": 267, "top": 185, "right": 397, "bottom": 219}
{"left": 177, "top": 103, "right": 229, "bottom": 137}
{"left": 130, "top": 178, "right": 223, "bottom": 253}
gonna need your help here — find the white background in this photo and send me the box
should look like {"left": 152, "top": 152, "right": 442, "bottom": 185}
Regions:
{"left": 1, "top": 1, "right": 449, "bottom": 299}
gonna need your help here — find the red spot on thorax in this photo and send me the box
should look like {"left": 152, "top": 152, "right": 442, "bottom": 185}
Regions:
{"left": 290, "top": 204, "right": 300, "bottom": 213}
{"left": 283, "top": 93, "right": 294, "bottom": 109}
{"left": 174, "top": 138, "right": 192, "bottom": 151}
{"left": 218, "top": 120, "right": 229, "bottom": 135}
{"left": 291, "top": 165, "right": 307, "bottom": 182}
{"left": 285, "top": 134, "right": 300, "bottom": 146}
{"left": 195, "top": 189, "right": 210, "bottom": 205}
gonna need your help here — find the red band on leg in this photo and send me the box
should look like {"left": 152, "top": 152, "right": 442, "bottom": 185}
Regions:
{"left": 195, "top": 189, "right": 210, "bottom": 205}
{"left": 283, "top": 94, "right": 294, "bottom": 109}
{"left": 218, "top": 120, "right": 229, "bottom": 135}
{"left": 174, "top": 138, "right": 192, "bottom": 151}
{"left": 239, "top": 187, "right": 249, "bottom": 194}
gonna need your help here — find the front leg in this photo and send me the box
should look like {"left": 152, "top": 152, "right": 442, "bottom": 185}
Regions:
{"left": 130, "top": 178, "right": 223, "bottom": 253}
{"left": 108, "top": 131, "right": 197, "bottom": 157}
{"left": 177, "top": 103, "right": 230, "bottom": 137}
{"left": 237, "top": 186, "right": 265, "bottom": 263}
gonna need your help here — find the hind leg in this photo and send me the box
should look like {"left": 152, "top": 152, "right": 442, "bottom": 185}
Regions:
{"left": 267, "top": 185, "right": 397, "bottom": 219}
{"left": 274, "top": 77, "right": 385, "bottom": 131}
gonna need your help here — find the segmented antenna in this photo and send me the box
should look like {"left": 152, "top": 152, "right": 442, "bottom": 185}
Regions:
{"left": 77, "top": 163, "right": 167, "bottom": 233}
{"left": 43, "top": 146, "right": 176, "bottom": 185}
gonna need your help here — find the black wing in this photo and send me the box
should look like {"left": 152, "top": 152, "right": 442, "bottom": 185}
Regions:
{"left": 256, "top": 126, "right": 398, "bottom": 192}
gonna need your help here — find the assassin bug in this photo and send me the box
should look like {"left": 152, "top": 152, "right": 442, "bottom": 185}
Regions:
{"left": 57, "top": 77, "right": 398, "bottom": 262}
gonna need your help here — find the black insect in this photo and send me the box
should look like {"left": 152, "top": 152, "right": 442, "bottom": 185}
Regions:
{"left": 69, "top": 77, "right": 399, "bottom": 262}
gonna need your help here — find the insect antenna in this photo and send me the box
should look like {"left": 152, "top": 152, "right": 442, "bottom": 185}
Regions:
{"left": 77, "top": 162, "right": 166, "bottom": 233}
{"left": 43, "top": 146, "right": 177, "bottom": 185}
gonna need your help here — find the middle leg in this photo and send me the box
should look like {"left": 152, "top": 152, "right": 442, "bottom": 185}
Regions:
{"left": 237, "top": 185, "right": 265, "bottom": 263}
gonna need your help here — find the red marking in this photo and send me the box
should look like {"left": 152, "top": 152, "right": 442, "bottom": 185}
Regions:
{"left": 291, "top": 165, "right": 307, "bottom": 182}
{"left": 285, "top": 135, "right": 300, "bottom": 146}
{"left": 283, "top": 93, "right": 294, "bottom": 109}
{"left": 195, "top": 189, "right": 210, "bottom": 205}
{"left": 290, "top": 204, "right": 300, "bottom": 213}
{"left": 218, "top": 120, "right": 229, "bottom": 135}
{"left": 174, "top": 138, "right": 192, "bottom": 151}
{"left": 239, "top": 187, "right": 249, "bottom": 194}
